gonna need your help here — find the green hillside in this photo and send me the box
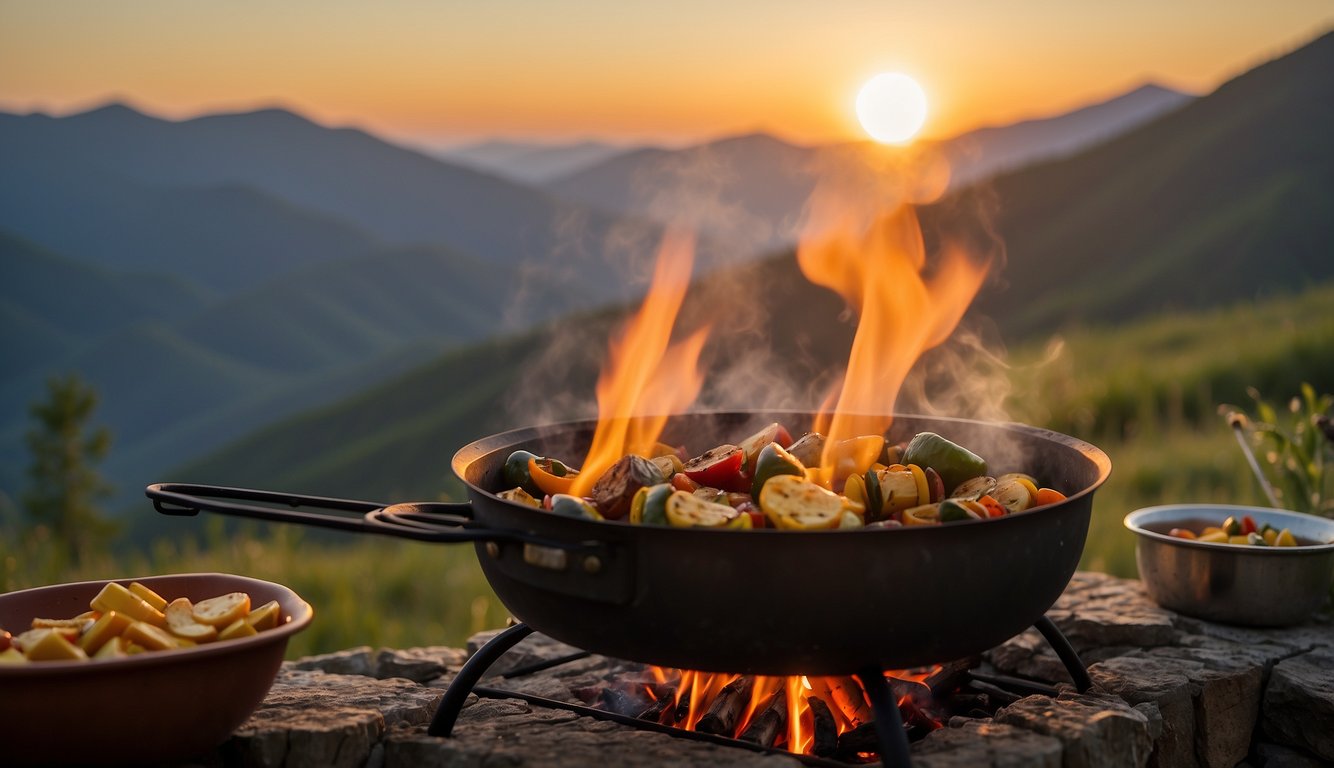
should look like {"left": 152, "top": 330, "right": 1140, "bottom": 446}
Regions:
{"left": 975, "top": 31, "right": 1334, "bottom": 336}
{"left": 176, "top": 244, "right": 517, "bottom": 373}
{"left": 0, "top": 230, "right": 208, "bottom": 373}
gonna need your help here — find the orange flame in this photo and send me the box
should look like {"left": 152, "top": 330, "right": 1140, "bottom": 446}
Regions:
{"left": 797, "top": 148, "right": 991, "bottom": 471}
{"left": 569, "top": 228, "right": 709, "bottom": 497}
{"left": 649, "top": 667, "right": 944, "bottom": 756}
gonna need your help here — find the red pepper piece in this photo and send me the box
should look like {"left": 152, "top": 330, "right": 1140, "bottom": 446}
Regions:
{"left": 682, "top": 444, "right": 746, "bottom": 491}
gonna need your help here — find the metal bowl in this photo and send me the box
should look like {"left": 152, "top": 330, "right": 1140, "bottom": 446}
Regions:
{"left": 0, "top": 573, "right": 313, "bottom": 765}
{"left": 1125, "top": 504, "right": 1334, "bottom": 626}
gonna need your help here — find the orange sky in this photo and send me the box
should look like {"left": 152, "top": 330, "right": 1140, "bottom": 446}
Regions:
{"left": 1, "top": 2, "right": 1330, "bottom": 148}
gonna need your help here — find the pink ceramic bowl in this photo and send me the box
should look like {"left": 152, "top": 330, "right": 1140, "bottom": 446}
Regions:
{"left": 0, "top": 572, "right": 313, "bottom": 764}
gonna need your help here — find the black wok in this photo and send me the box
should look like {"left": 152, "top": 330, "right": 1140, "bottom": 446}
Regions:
{"left": 147, "top": 411, "right": 1110, "bottom": 676}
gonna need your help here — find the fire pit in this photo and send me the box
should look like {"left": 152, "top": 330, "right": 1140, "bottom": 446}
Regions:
{"left": 148, "top": 409, "right": 1109, "bottom": 767}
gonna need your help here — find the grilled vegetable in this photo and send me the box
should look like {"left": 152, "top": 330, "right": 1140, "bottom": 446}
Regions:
{"left": 759, "top": 475, "right": 845, "bottom": 530}
{"left": 786, "top": 432, "right": 826, "bottom": 468}
{"left": 901, "top": 504, "right": 940, "bottom": 526}
{"left": 939, "top": 499, "right": 986, "bottom": 523}
{"left": 548, "top": 494, "right": 603, "bottom": 521}
{"left": 516, "top": 427, "right": 1066, "bottom": 532}
{"left": 750, "top": 442, "right": 806, "bottom": 497}
{"left": 874, "top": 468, "right": 920, "bottom": 518}
{"left": 949, "top": 476, "right": 997, "bottom": 501}
{"left": 650, "top": 453, "right": 685, "bottom": 480}
{"left": 630, "top": 483, "right": 673, "bottom": 526}
{"left": 498, "top": 487, "right": 541, "bottom": 507}
{"left": 901, "top": 432, "right": 988, "bottom": 492}
{"left": 665, "top": 490, "right": 745, "bottom": 528}
{"left": 503, "top": 450, "right": 543, "bottom": 495}
{"left": 992, "top": 476, "right": 1036, "bottom": 514}
{"left": 590, "top": 454, "right": 661, "bottom": 520}
{"left": 529, "top": 456, "right": 578, "bottom": 496}
{"left": 682, "top": 444, "right": 747, "bottom": 491}
{"left": 1034, "top": 487, "right": 1067, "bottom": 507}
{"left": 738, "top": 422, "right": 794, "bottom": 473}
{"left": 502, "top": 450, "right": 577, "bottom": 497}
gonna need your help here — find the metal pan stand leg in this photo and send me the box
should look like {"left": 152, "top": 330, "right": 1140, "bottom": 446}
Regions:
{"left": 1033, "top": 615, "right": 1092, "bottom": 692}
{"left": 856, "top": 668, "right": 913, "bottom": 768}
{"left": 429, "top": 623, "right": 536, "bottom": 737}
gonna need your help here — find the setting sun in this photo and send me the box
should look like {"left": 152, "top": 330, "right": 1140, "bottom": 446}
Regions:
{"left": 856, "top": 72, "right": 928, "bottom": 144}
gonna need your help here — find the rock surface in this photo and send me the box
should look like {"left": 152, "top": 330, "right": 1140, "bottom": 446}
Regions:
{"left": 185, "top": 572, "right": 1332, "bottom": 768}
{"left": 1262, "top": 646, "right": 1334, "bottom": 762}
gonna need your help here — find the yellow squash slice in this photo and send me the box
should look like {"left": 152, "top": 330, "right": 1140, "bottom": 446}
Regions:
{"left": 760, "top": 475, "right": 845, "bottom": 530}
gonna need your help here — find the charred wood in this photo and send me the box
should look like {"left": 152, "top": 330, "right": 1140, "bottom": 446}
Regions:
{"left": 636, "top": 696, "right": 673, "bottom": 724}
{"left": 697, "top": 676, "right": 754, "bottom": 736}
{"left": 807, "top": 695, "right": 839, "bottom": 757}
{"left": 966, "top": 678, "right": 1022, "bottom": 706}
{"left": 738, "top": 689, "right": 787, "bottom": 749}
{"left": 674, "top": 687, "right": 692, "bottom": 725}
{"left": 923, "top": 657, "right": 979, "bottom": 695}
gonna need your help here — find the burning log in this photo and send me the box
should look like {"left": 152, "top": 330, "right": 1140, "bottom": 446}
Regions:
{"left": 738, "top": 688, "right": 787, "bottom": 749}
{"left": 821, "top": 676, "right": 871, "bottom": 727}
{"left": 637, "top": 695, "right": 674, "bottom": 724}
{"left": 899, "top": 694, "right": 941, "bottom": 736}
{"left": 807, "top": 695, "right": 839, "bottom": 757}
{"left": 696, "top": 676, "right": 754, "bottom": 736}
{"left": 674, "top": 687, "right": 692, "bottom": 725}
{"left": 923, "top": 657, "right": 978, "bottom": 695}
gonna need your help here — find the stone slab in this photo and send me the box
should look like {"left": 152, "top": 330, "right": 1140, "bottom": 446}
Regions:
{"left": 1262, "top": 646, "right": 1334, "bottom": 762}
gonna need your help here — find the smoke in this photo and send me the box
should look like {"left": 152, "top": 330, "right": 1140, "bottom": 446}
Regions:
{"left": 502, "top": 132, "right": 1020, "bottom": 446}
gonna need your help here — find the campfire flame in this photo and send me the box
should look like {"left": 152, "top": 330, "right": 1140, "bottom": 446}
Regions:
{"left": 568, "top": 228, "right": 709, "bottom": 497}
{"left": 796, "top": 149, "right": 991, "bottom": 474}
{"left": 570, "top": 146, "right": 989, "bottom": 493}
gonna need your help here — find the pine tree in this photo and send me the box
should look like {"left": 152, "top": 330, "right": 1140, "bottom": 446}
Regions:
{"left": 21, "top": 373, "right": 117, "bottom": 564}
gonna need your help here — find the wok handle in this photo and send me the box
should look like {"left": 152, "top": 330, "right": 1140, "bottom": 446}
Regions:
{"left": 145, "top": 483, "right": 581, "bottom": 549}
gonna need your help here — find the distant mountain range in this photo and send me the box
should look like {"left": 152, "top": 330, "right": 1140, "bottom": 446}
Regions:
{"left": 542, "top": 83, "right": 1193, "bottom": 249}
{"left": 160, "top": 31, "right": 1334, "bottom": 511}
{"left": 0, "top": 105, "right": 672, "bottom": 501}
{"left": 435, "top": 139, "right": 632, "bottom": 185}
